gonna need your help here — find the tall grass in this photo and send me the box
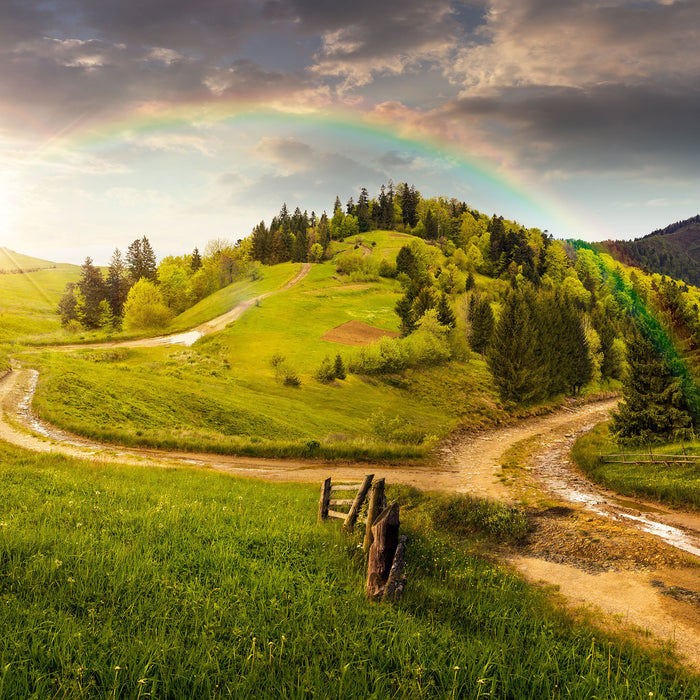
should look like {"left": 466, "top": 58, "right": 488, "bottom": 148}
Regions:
{"left": 0, "top": 441, "right": 696, "bottom": 698}
{"left": 572, "top": 423, "right": 700, "bottom": 510}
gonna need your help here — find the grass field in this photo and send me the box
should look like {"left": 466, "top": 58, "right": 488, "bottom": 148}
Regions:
{"left": 26, "top": 236, "right": 507, "bottom": 459}
{"left": 0, "top": 440, "right": 696, "bottom": 698}
{"left": 0, "top": 263, "right": 80, "bottom": 343}
{"left": 572, "top": 423, "right": 700, "bottom": 510}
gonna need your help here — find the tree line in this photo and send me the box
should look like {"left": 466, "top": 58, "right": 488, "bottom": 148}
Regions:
{"left": 57, "top": 236, "right": 255, "bottom": 332}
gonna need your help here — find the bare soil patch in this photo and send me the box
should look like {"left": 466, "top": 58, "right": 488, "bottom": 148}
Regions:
{"left": 321, "top": 320, "right": 400, "bottom": 346}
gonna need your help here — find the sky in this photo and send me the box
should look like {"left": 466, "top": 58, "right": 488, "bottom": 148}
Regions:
{"left": 1, "top": 0, "right": 699, "bottom": 265}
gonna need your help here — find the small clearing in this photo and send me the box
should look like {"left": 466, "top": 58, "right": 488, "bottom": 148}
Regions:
{"left": 321, "top": 319, "right": 400, "bottom": 346}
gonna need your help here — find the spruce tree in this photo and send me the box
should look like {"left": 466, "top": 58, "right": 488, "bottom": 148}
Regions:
{"left": 77, "top": 256, "right": 106, "bottom": 329}
{"left": 612, "top": 328, "right": 694, "bottom": 444}
{"left": 190, "top": 247, "right": 202, "bottom": 271}
{"left": 334, "top": 353, "right": 346, "bottom": 380}
{"left": 487, "top": 290, "right": 540, "bottom": 404}
{"left": 436, "top": 292, "right": 456, "bottom": 329}
{"left": 106, "top": 248, "right": 130, "bottom": 320}
{"left": 470, "top": 298, "right": 494, "bottom": 359}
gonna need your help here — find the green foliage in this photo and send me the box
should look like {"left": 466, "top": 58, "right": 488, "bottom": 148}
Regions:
{"left": 612, "top": 328, "right": 694, "bottom": 444}
{"left": 487, "top": 290, "right": 540, "bottom": 404}
{"left": 469, "top": 296, "right": 494, "bottom": 357}
{"left": 428, "top": 493, "right": 528, "bottom": 542}
{"left": 122, "top": 278, "right": 173, "bottom": 331}
{"left": 333, "top": 353, "right": 346, "bottom": 380}
{"left": 348, "top": 321, "right": 451, "bottom": 376}
{"left": 314, "top": 355, "right": 336, "bottom": 383}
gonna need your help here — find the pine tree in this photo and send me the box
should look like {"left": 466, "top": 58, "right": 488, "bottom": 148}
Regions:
{"left": 436, "top": 292, "right": 456, "bottom": 329}
{"left": 612, "top": 328, "right": 694, "bottom": 444}
{"left": 106, "top": 248, "right": 130, "bottom": 320}
{"left": 334, "top": 354, "right": 347, "bottom": 380}
{"left": 356, "top": 187, "right": 371, "bottom": 232}
{"left": 127, "top": 236, "right": 157, "bottom": 283}
{"left": 191, "top": 247, "right": 202, "bottom": 271}
{"left": 77, "top": 256, "right": 106, "bottom": 329}
{"left": 56, "top": 283, "right": 78, "bottom": 327}
{"left": 487, "top": 290, "right": 540, "bottom": 404}
{"left": 470, "top": 298, "right": 494, "bottom": 359}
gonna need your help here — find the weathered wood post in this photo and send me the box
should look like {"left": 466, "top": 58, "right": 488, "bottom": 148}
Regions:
{"left": 317, "top": 477, "right": 331, "bottom": 522}
{"left": 366, "top": 501, "right": 400, "bottom": 600}
{"left": 343, "top": 474, "right": 373, "bottom": 532}
{"left": 362, "top": 477, "right": 385, "bottom": 553}
{"left": 382, "top": 534, "right": 408, "bottom": 602}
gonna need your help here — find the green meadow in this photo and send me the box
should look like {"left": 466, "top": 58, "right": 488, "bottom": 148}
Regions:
{"left": 0, "top": 441, "right": 696, "bottom": 698}
{"left": 25, "top": 233, "right": 505, "bottom": 460}
{"left": 573, "top": 423, "right": 700, "bottom": 510}
{"left": 0, "top": 263, "right": 80, "bottom": 343}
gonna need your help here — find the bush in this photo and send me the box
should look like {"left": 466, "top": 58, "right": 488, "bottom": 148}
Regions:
{"left": 429, "top": 494, "right": 528, "bottom": 543}
{"left": 314, "top": 356, "right": 336, "bottom": 383}
{"left": 378, "top": 259, "right": 397, "bottom": 278}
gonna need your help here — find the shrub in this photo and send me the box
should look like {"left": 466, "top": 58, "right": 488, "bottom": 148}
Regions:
{"left": 378, "top": 259, "right": 397, "bottom": 278}
{"left": 314, "top": 356, "right": 336, "bottom": 383}
{"left": 428, "top": 494, "right": 528, "bottom": 543}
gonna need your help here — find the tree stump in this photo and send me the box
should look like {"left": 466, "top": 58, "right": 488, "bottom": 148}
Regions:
{"left": 366, "top": 501, "right": 400, "bottom": 600}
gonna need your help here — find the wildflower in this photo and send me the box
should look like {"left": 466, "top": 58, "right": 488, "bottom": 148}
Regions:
{"left": 453, "top": 666, "right": 460, "bottom": 671}
{"left": 67, "top": 577, "right": 75, "bottom": 584}
{"left": 76, "top": 522, "right": 82, "bottom": 528}
{"left": 114, "top": 666, "right": 121, "bottom": 671}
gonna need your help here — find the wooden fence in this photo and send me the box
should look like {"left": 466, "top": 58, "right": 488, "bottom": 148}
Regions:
{"left": 318, "top": 474, "right": 405, "bottom": 602}
{"left": 602, "top": 453, "right": 700, "bottom": 467}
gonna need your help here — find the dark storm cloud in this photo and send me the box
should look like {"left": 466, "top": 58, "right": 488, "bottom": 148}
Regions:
{"left": 447, "top": 80, "right": 700, "bottom": 174}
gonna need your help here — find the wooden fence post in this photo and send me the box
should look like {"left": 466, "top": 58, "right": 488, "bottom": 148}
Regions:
{"left": 366, "top": 501, "right": 400, "bottom": 600}
{"left": 363, "top": 478, "right": 385, "bottom": 553}
{"left": 318, "top": 477, "right": 331, "bottom": 522}
{"left": 382, "top": 534, "right": 408, "bottom": 602}
{"left": 343, "top": 474, "right": 373, "bottom": 532}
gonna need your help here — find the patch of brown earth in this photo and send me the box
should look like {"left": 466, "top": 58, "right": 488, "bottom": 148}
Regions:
{"left": 321, "top": 320, "right": 400, "bottom": 346}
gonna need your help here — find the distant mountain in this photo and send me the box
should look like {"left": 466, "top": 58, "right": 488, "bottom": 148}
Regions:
{"left": 597, "top": 215, "right": 700, "bottom": 286}
{"left": 0, "top": 247, "right": 58, "bottom": 273}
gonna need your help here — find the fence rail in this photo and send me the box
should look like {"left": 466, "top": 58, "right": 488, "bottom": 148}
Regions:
{"left": 601, "top": 453, "right": 700, "bottom": 466}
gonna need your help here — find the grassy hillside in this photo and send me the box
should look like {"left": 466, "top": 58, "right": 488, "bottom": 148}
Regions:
{"left": 0, "top": 440, "right": 694, "bottom": 698}
{"left": 24, "top": 232, "right": 505, "bottom": 459}
{"left": 0, "top": 262, "right": 80, "bottom": 343}
{"left": 0, "top": 247, "right": 58, "bottom": 272}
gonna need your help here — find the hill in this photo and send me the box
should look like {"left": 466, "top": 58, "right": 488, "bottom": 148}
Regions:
{"left": 0, "top": 246, "right": 58, "bottom": 273}
{"left": 597, "top": 215, "right": 700, "bottom": 285}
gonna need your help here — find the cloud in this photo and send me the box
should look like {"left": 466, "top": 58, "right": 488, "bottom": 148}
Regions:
{"left": 450, "top": 0, "right": 700, "bottom": 94}
{"left": 253, "top": 136, "right": 315, "bottom": 173}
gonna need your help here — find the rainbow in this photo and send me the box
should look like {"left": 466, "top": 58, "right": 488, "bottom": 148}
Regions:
{"left": 19, "top": 96, "right": 613, "bottom": 240}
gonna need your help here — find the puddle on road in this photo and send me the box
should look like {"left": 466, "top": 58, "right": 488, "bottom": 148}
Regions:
{"left": 538, "top": 435, "right": 700, "bottom": 560}
{"left": 149, "top": 330, "right": 202, "bottom": 346}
